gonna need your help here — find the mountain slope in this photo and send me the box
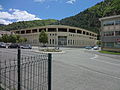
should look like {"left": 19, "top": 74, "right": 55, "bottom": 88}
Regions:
{"left": 0, "top": 19, "right": 58, "bottom": 31}
{"left": 59, "top": 0, "right": 120, "bottom": 33}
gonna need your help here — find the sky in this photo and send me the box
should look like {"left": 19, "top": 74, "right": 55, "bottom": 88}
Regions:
{"left": 0, "top": 0, "right": 104, "bottom": 25}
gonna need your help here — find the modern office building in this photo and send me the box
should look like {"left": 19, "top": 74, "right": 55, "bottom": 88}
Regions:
{"left": 99, "top": 15, "right": 120, "bottom": 52}
{"left": 11, "top": 25, "right": 97, "bottom": 47}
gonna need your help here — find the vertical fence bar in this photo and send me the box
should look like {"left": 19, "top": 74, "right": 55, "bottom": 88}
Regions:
{"left": 18, "top": 47, "right": 21, "bottom": 90}
{"left": 48, "top": 53, "right": 52, "bottom": 90}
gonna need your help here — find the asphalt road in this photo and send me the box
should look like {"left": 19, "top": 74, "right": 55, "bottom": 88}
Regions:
{"left": 52, "top": 48, "right": 120, "bottom": 90}
{"left": 0, "top": 48, "right": 120, "bottom": 90}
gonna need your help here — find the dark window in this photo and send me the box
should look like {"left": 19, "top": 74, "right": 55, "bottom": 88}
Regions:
{"left": 26, "top": 30, "right": 31, "bottom": 34}
{"left": 86, "top": 32, "right": 89, "bottom": 35}
{"left": 39, "top": 28, "right": 46, "bottom": 32}
{"left": 77, "top": 30, "right": 82, "bottom": 34}
{"left": 48, "top": 28, "right": 56, "bottom": 32}
{"left": 58, "top": 28, "right": 67, "bottom": 32}
{"left": 16, "top": 31, "right": 20, "bottom": 34}
{"left": 52, "top": 39, "right": 54, "bottom": 44}
{"left": 69, "top": 29, "right": 76, "bottom": 33}
{"left": 115, "top": 31, "right": 120, "bottom": 36}
{"left": 50, "top": 39, "right": 51, "bottom": 44}
{"left": 21, "top": 31, "right": 25, "bottom": 34}
{"left": 32, "top": 29, "right": 37, "bottom": 33}
{"left": 83, "top": 31, "right": 86, "bottom": 35}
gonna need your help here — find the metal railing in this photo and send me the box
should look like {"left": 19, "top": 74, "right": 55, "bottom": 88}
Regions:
{"left": 0, "top": 48, "right": 52, "bottom": 90}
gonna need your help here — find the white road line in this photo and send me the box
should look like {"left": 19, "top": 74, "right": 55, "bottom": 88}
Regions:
{"left": 90, "top": 54, "right": 98, "bottom": 59}
{"left": 90, "top": 54, "right": 120, "bottom": 66}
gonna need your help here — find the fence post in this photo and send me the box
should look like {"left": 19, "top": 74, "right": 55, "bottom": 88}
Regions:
{"left": 48, "top": 53, "right": 52, "bottom": 90}
{"left": 17, "top": 47, "right": 21, "bottom": 90}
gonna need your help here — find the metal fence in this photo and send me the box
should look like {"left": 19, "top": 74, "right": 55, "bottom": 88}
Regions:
{"left": 0, "top": 48, "right": 52, "bottom": 90}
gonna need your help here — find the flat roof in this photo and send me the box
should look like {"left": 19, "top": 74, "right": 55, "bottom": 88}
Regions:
{"left": 99, "top": 15, "right": 120, "bottom": 21}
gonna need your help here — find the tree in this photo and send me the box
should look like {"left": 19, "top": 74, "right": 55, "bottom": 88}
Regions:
{"left": 39, "top": 30, "right": 48, "bottom": 46}
{"left": 1, "top": 34, "right": 9, "bottom": 43}
{"left": 8, "top": 34, "right": 17, "bottom": 43}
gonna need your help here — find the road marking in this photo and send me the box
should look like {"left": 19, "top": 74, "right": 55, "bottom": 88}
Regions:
{"left": 90, "top": 54, "right": 98, "bottom": 59}
{"left": 90, "top": 54, "right": 120, "bottom": 66}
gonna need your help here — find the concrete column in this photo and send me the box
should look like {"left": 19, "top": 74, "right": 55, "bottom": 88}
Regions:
{"left": 56, "top": 28, "right": 58, "bottom": 32}
{"left": 67, "top": 28, "right": 69, "bottom": 32}
{"left": 46, "top": 28, "right": 48, "bottom": 32}
{"left": 75, "top": 29, "right": 77, "bottom": 33}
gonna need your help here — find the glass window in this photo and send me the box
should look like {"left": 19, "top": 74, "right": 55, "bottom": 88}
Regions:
{"left": 103, "top": 21, "right": 114, "bottom": 26}
{"left": 104, "top": 42, "right": 114, "bottom": 48}
{"left": 115, "top": 31, "right": 120, "bottom": 36}
{"left": 115, "top": 20, "right": 120, "bottom": 25}
{"left": 114, "top": 43, "right": 120, "bottom": 48}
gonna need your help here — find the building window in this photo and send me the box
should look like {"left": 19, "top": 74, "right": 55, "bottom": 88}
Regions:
{"left": 39, "top": 28, "right": 46, "bottom": 32}
{"left": 16, "top": 31, "right": 20, "bottom": 34}
{"left": 26, "top": 30, "right": 31, "bottom": 34}
{"left": 50, "top": 39, "right": 51, "bottom": 44}
{"left": 115, "top": 31, "right": 120, "bottom": 36}
{"left": 48, "top": 28, "right": 56, "bottom": 32}
{"left": 83, "top": 31, "right": 86, "bottom": 35}
{"left": 58, "top": 28, "right": 67, "bottom": 32}
{"left": 104, "top": 42, "right": 114, "bottom": 48}
{"left": 69, "top": 29, "right": 76, "bottom": 33}
{"left": 103, "top": 21, "right": 114, "bottom": 26}
{"left": 52, "top": 39, "right": 54, "bottom": 44}
{"left": 32, "top": 29, "right": 37, "bottom": 33}
{"left": 115, "top": 20, "right": 120, "bottom": 25}
{"left": 114, "top": 43, "right": 120, "bottom": 48}
{"left": 77, "top": 30, "right": 82, "bottom": 34}
{"left": 21, "top": 31, "right": 25, "bottom": 34}
{"left": 103, "top": 31, "right": 114, "bottom": 36}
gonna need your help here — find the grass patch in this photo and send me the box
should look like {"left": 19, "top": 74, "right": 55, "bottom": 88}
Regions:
{"left": 99, "top": 51, "right": 120, "bottom": 55}
{"left": 40, "top": 49, "right": 62, "bottom": 52}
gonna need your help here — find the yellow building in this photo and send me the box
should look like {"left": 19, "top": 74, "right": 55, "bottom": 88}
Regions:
{"left": 11, "top": 25, "right": 97, "bottom": 47}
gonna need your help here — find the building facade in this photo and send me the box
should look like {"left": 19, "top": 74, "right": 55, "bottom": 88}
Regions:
{"left": 0, "top": 31, "right": 12, "bottom": 37}
{"left": 11, "top": 25, "right": 97, "bottom": 47}
{"left": 99, "top": 15, "right": 120, "bottom": 52}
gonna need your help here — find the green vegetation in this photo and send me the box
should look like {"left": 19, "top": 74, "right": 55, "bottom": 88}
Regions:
{"left": 0, "top": 34, "right": 27, "bottom": 43}
{"left": 59, "top": 0, "right": 120, "bottom": 33}
{"left": 39, "top": 30, "right": 48, "bottom": 46}
{"left": 99, "top": 51, "right": 120, "bottom": 55}
{"left": 0, "top": 0, "right": 120, "bottom": 34}
{"left": 0, "top": 19, "right": 58, "bottom": 31}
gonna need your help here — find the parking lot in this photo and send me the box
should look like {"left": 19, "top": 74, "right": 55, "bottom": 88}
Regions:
{"left": 1, "top": 47, "right": 120, "bottom": 90}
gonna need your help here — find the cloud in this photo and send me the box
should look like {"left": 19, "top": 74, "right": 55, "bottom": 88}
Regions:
{"left": 0, "top": 19, "right": 12, "bottom": 25}
{"left": 66, "top": 0, "right": 76, "bottom": 4}
{"left": 0, "top": 8, "right": 41, "bottom": 25}
{"left": 0, "top": 5, "right": 3, "bottom": 10}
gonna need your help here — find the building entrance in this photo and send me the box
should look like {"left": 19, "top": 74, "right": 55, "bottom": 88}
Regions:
{"left": 58, "top": 36, "right": 67, "bottom": 46}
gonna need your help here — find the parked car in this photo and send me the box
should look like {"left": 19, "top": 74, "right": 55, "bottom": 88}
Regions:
{"left": 85, "top": 46, "right": 92, "bottom": 49}
{"left": 21, "top": 44, "right": 32, "bottom": 49}
{"left": 0, "top": 42, "right": 6, "bottom": 48}
{"left": 93, "top": 46, "right": 99, "bottom": 50}
{"left": 8, "top": 43, "right": 19, "bottom": 48}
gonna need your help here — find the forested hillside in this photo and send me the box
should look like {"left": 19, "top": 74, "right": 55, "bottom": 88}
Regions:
{"left": 59, "top": 0, "right": 120, "bottom": 33}
{"left": 0, "top": 0, "right": 120, "bottom": 33}
{"left": 0, "top": 19, "right": 58, "bottom": 31}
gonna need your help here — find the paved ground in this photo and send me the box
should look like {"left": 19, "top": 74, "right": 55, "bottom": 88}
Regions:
{"left": 0, "top": 48, "right": 120, "bottom": 90}
{"left": 52, "top": 48, "right": 120, "bottom": 90}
